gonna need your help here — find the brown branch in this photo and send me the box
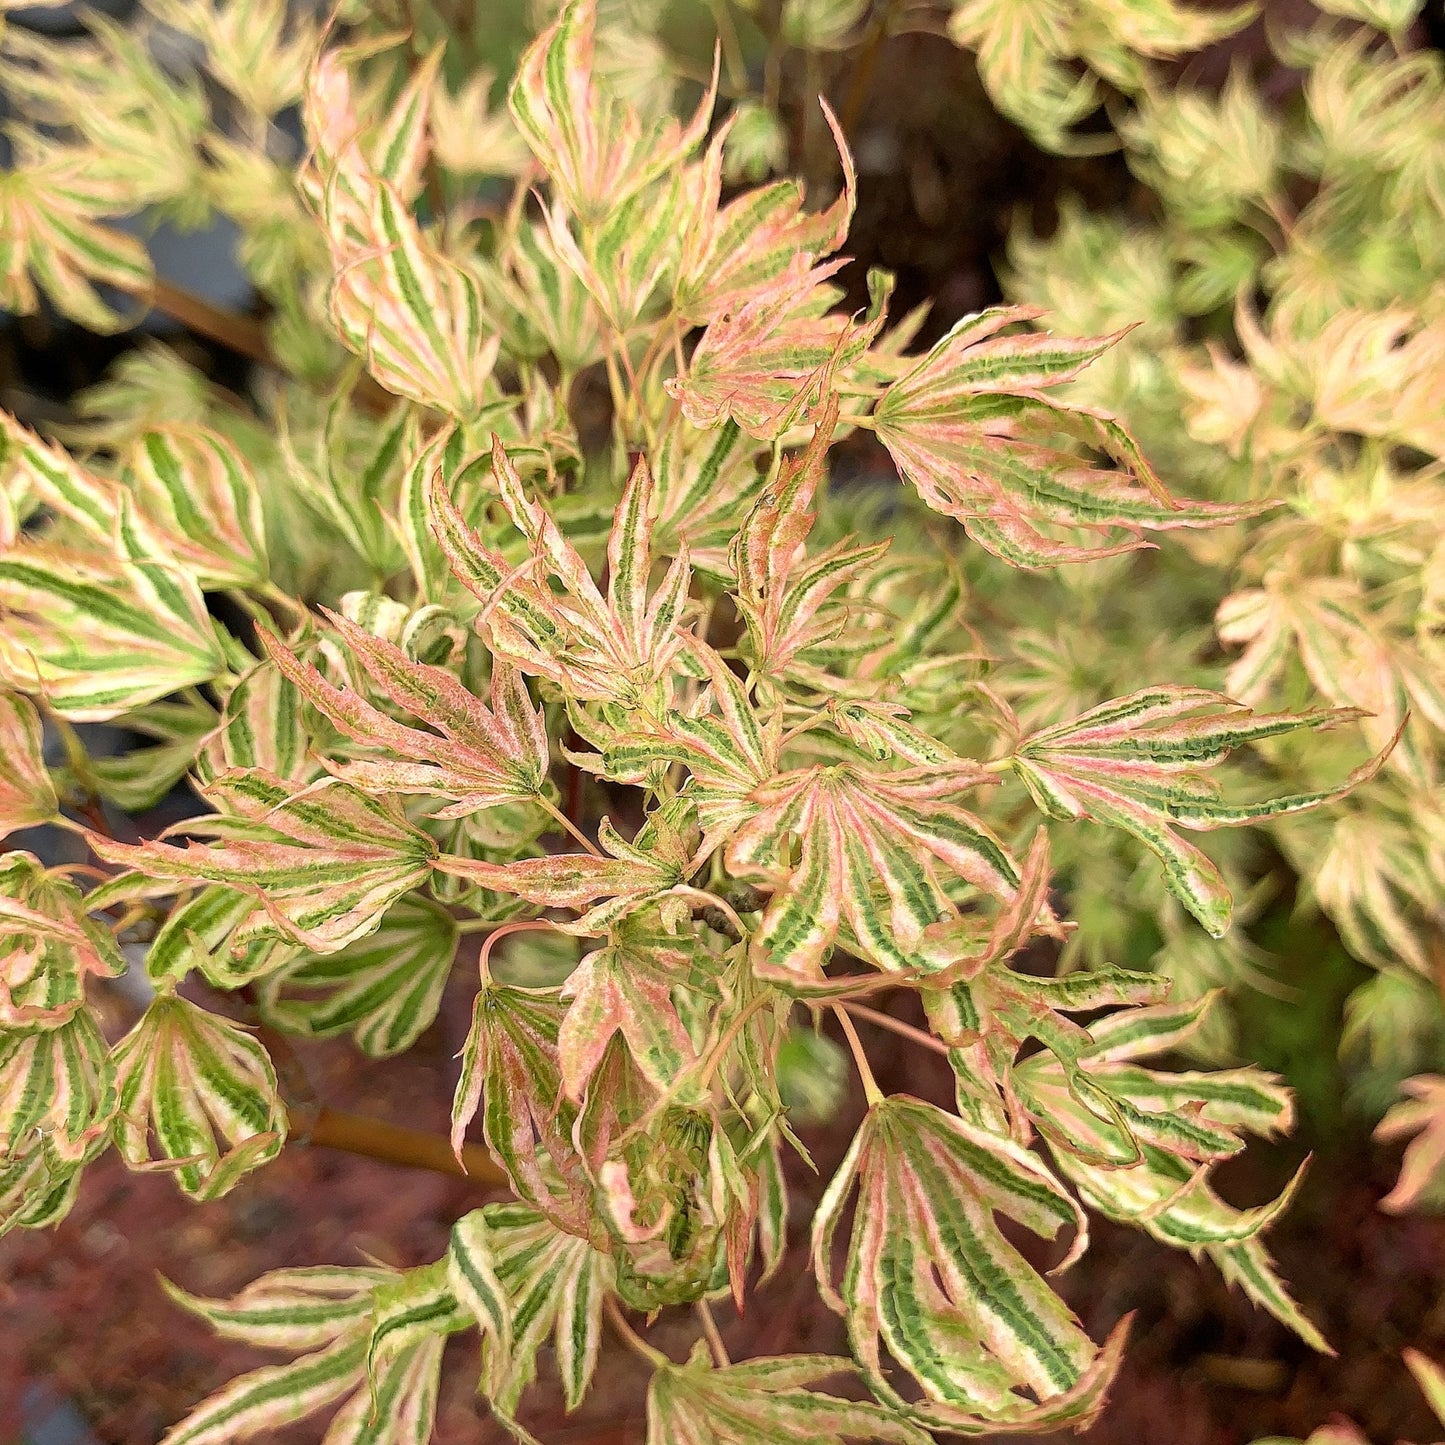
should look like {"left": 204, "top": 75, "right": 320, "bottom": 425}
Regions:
{"left": 838, "top": 0, "right": 895, "bottom": 139}
{"left": 302, "top": 1106, "right": 508, "bottom": 1185}
{"left": 142, "top": 275, "right": 392, "bottom": 416}
{"left": 149, "top": 276, "right": 273, "bottom": 367}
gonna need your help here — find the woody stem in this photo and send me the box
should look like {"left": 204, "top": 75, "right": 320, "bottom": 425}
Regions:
{"left": 301, "top": 1106, "right": 507, "bottom": 1185}
{"left": 147, "top": 276, "right": 273, "bottom": 367}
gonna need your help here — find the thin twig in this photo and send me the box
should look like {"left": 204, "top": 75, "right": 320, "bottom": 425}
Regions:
{"left": 696, "top": 1299, "right": 731, "bottom": 1367}
{"left": 838, "top": 0, "right": 895, "bottom": 139}
{"left": 605, "top": 1297, "right": 671, "bottom": 1368}
{"left": 832, "top": 1003, "right": 883, "bottom": 1105}
{"left": 842, "top": 1000, "right": 950, "bottom": 1057}
{"left": 540, "top": 796, "right": 604, "bottom": 857}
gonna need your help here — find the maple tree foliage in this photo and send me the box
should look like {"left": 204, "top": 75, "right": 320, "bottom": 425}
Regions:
{"left": 0, "top": 0, "right": 1420, "bottom": 1441}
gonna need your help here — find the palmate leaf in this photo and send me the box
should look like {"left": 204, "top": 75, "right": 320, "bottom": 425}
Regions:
{"left": 646, "top": 1345, "right": 930, "bottom": 1445}
{"left": 1027, "top": 997, "right": 1326, "bottom": 1352}
{"left": 462, "top": 1202, "right": 610, "bottom": 1413}
{"left": 0, "top": 145, "right": 152, "bottom": 332}
{"left": 0, "top": 1008, "right": 114, "bottom": 1201}
{"left": 724, "top": 758, "right": 1018, "bottom": 986}
{"left": 508, "top": 0, "right": 715, "bottom": 225}
{"left": 90, "top": 770, "right": 437, "bottom": 951}
{"left": 1008, "top": 686, "right": 1393, "bottom": 935}
{"left": 1054, "top": 1139, "right": 1325, "bottom": 1351}
{"left": 0, "top": 851, "right": 124, "bottom": 1029}
{"left": 440, "top": 801, "right": 697, "bottom": 935}
{"left": 256, "top": 895, "right": 458, "bottom": 1058}
{"left": 301, "top": 44, "right": 497, "bottom": 418}
{"left": 109, "top": 989, "right": 286, "bottom": 1200}
{"left": 541, "top": 167, "right": 689, "bottom": 336}
{"left": 674, "top": 97, "right": 855, "bottom": 325}
{"left": 144, "top": 0, "right": 318, "bottom": 119}
{"left": 0, "top": 503, "right": 230, "bottom": 721}
{"left": 261, "top": 609, "right": 550, "bottom": 818}
{"left": 1, "top": 413, "right": 267, "bottom": 589}
{"left": 121, "top": 425, "right": 270, "bottom": 586}
{"left": 0, "top": 692, "right": 57, "bottom": 833}
{"left": 161, "top": 1260, "right": 469, "bottom": 1445}
{"left": 143, "top": 883, "right": 299, "bottom": 990}
{"left": 1217, "top": 577, "right": 1442, "bottom": 770}
{"left": 667, "top": 258, "right": 885, "bottom": 442}
{"left": 558, "top": 928, "right": 696, "bottom": 1101}
{"left": 946, "top": 0, "right": 1255, "bottom": 151}
{"left": 1375, "top": 1075, "right": 1445, "bottom": 1214}
{"left": 1015, "top": 995, "right": 1294, "bottom": 1170}
{"left": 729, "top": 398, "right": 888, "bottom": 686}
{"left": 811, "top": 1095, "right": 1124, "bottom": 1431}
{"left": 428, "top": 436, "right": 694, "bottom": 710}
{"left": 874, "top": 304, "right": 1262, "bottom": 566}
{"left": 451, "top": 982, "right": 593, "bottom": 1237}
{"left": 282, "top": 397, "right": 413, "bottom": 580}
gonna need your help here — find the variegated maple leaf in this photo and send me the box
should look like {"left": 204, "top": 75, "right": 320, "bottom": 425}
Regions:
{"left": 0, "top": 1009, "right": 114, "bottom": 1235}
{"left": 0, "top": 506, "right": 230, "bottom": 720}
{"left": 1007, "top": 686, "right": 1392, "bottom": 935}
{"left": 667, "top": 258, "right": 884, "bottom": 441}
{"left": 729, "top": 399, "right": 888, "bottom": 687}
{"left": 90, "top": 771, "right": 437, "bottom": 951}
{"left": 725, "top": 757, "right": 1018, "bottom": 985}
{"left": 646, "top": 1347, "right": 930, "bottom": 1445}
{"left": 451, "top": 982, "right": 594, "bottom": 1237}
{"left": 110, "top": 989, "right": 286, "bottom": 1200}
{"left": 429, "top": 436, "right": 694, "bottom": 710}
{"left": 160, "top": 1259, "right": 476, "bottom": 1445}
{"left": 440, "top": 802, "right": 697, "bottom": 936}
{"left": 812, "top": 1094, "right": 1125, "bottom": 1430}
{"left": 1218, "top": 577, "right": 1444, "bottom": 768}
{"left": 467, "top": 1202, "right": 610, "bottom": 1413}
{"left": 0, "top": 851, "right": 123, "bottom": 1029}
{"left": 255, "top": 896, "right": 458, "bottom": 1059}
{"left": 301, "top": 43, "right": 497, "bottom": 417}
{"left": 874, "top": 304, "right": 1262, "bottom": 566}
{"left": 1375, "top": 1075, "right": 1445, "bottom": 1215}
{"left": 508, "top": 0, "right": 715, "bottom": 225}
{"left": 674, "top": 99, "right": 854, "bottom": 325}
{"left": 1038, "top": 999, "right": 1326, "bottom": 1352}
{"left": 0, "top": 693, "right": 57, "bottom": 833}
{"left": 0, "top": 144, "right": 152, "bottom": 332}
{"left": 558, "top": 925, "right": 696, "bottom": 1101}
{"left": 2, "top": 412, "right": 268, "bottom": 589}
{"left": 1014, "top": 994, "right": 1292, "bottom": 1170}
{"left": 262, "top": 609, "right": 550, "bottom": 818}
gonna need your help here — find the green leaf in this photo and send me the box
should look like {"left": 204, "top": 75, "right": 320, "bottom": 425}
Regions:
{"left": 109, "top": 991, "right": 286, "bottom": 1199}
{"left": 647, "top": 1346, "right": 930, "bottom": 1444}
{"left": 1010, "top": 687, "right": 1391, "bottom": 934}
{"left": 811, "top": 1094, "right": 1121, "bottom": 1430}
{"left": 257, "top": 895, "right": 458, "bottom": 1057}
{"left": 875, "top": 305, "right": 1263, "bottom": 566}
